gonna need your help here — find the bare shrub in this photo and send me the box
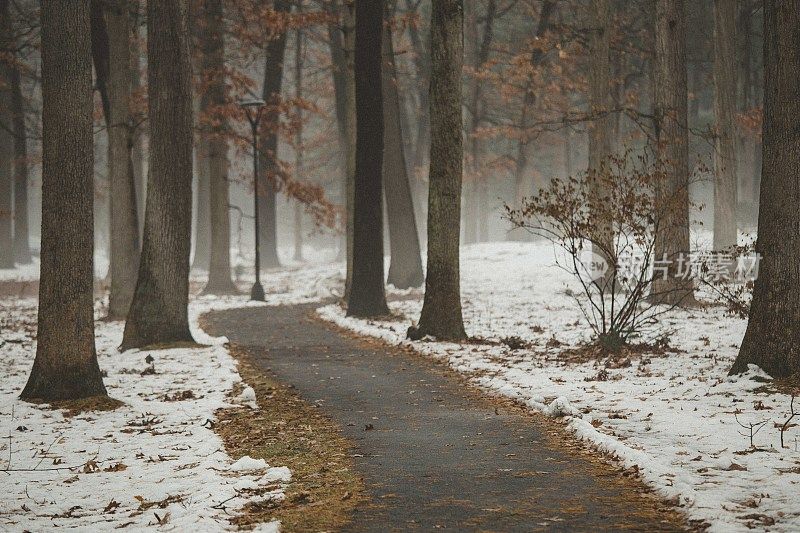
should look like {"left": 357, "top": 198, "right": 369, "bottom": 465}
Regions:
{"left": 506, "top": 152, "right": 699, "bottom": 351}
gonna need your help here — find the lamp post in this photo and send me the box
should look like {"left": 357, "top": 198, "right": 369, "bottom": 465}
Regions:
{"left": 240, "top": 98, "right": 266, "bottom": 301}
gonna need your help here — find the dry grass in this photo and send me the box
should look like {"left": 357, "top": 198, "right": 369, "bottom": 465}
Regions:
{"left": 214, "top": 345, "right": 365, "bottom": 531}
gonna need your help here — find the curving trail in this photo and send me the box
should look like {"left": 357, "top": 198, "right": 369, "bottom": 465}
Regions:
{"left": 203, "top": 304, "right": 686, "bottom": 532}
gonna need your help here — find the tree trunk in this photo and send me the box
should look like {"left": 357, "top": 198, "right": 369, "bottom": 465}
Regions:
{"left": 192, "top": 10, "right": 210, "bottom": 273}
{"left": 0, "top": 0, "right": 14, "bottom": 268}
{"left": 293, "top": 21, "right": 304, "bottom": 263}
{"left": 130, "top": 5, "right": 146, "bottom": 239}
{"left": 202, "top": 0, "right": 237, "bottom": 294}
{"left": 415, "top": 0, "right": 466, "bottom": 341}
{"left": 9, "top": 2, "right": 31, "bottom": 265}
{"left": 730, "top": 1, "right": 800, "bottom": 378}
{"left": 712, "top": 0, "right": 737, "bottom": 251}
{"left": 508, "top": 0, "right": 555, "bottom": 241}
{"left": 192, "top": 137, "right": 211, "bottom": 271}
{"left": 465, "top": 0, "right": 496, "bottom": 246}
{"left": 21, "top": 0, "right": 107, "bottom": 401}
{"left": 650, "top": 0, "right": 696, "bottom": 306}
{"left": 346, "top": 0, "right": 389, "bottom": 318}
{"left": 587, "top": 0, "right": 614, "bottom": 287}
{"left": 404, "top": 0, "right": 431, "bottom": 180}
{"left": 106, "top": 0, "right": 141, "bottom": 320}
{"left": 382, "top": 20, "right": 424, "bottom": 290}
{"left": 121, "top": 0, "right": 195, "bottom": 350}
{"left": 328, "top": 0, "right": 355, "bottom": 295}
{"left": 257, "top": 0, "right": 291, "bottom": 271}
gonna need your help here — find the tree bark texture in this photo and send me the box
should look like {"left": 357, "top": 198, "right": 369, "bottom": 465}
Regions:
{"left": 382, "top": 21, "right": 424, "bottom": 290}
{"left": 650, "top": 0, "right": 695, "bottom": 306}
{"left": 21, "top": 0, "right": 107, "bottom": 400}
{"left": 712, "top": 0, "right": 737, "bottom": 251}
{"left": 121, "top": 0, "right": 195, "bottom": 350}
{"left": 106, "top": 0, "right": 141, "bottom": 319}
{"left": 346, "top": 0, "right": 389, "bottom": 318}
{"left": 416, "top": 0, "right": 466, "bottom": 341}
{"left": 731, "top": 1, "right": 800, "bottom": 378}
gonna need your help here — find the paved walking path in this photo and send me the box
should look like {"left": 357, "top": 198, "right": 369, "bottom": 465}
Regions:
{"left": 204, "top": 304, "right": 686, "bottom": 532}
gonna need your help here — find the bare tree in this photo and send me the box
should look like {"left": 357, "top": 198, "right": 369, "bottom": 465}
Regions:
{"left": 0, "top": 0, "right": 13, "bottom": 269}
{"left": 347, "top": 0, "right": 389, "bottom": 317}
{"left": 106, "top": 0, "right": 141, "bottom": 319}
{"left": 191, "top": 0, "right": 210, "bottom": 273}
{"left": 258, "top": 0, "right": 292, "bottom": 270}
{"left": 326, "top": 0, "right": 355, "bottom": 296}
{"left": 730, "top": 0, "right": 800, "bottom": 378}
{"left": 712, "top": 0, "right": 737, "bottom": 251}
{"left": 21, "top": 0, "right": 107, "bottom": 400}
{"left": 8, "top": 0, "right": 31, "bottom": 265}
{"left": 293, "top": 19, "right": 304, "bottom": 263}
{"left": 464, "top": 0, "right": 496, "bottom": 245}
{"left": 121, "top": 0, "right": 195, "bottom": 349}
{"left": 650, "top": 0, "right": 695, "bottom": 306}
{"left": 587, "top": 0, "right": 614, "bottom": 288}
{"left": 509, "top": 0, "right": 555, "bottom": 242}
{"left": 202, "top": 0, "right": 237, "bottom": 294}
{"left": 382, "top": 15, "right": 424, "bottom": 290}
{"left": 413, "top": 0, "right": 466, "bottom": 341}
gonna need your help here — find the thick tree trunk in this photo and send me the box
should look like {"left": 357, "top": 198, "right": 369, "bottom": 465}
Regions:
{"left": 106, "top": 0, "right": 141, "bottom": 320}
{"left": 415, "top": 0, "right": 466, "bottom": 341}
{"left": 21, "top": 0, "right": 107, "bottom": 401}
{"left": 257, "top": 0, "right": 291, "bottom": 271}
{"left": 382, "top": 21, "right": 424, "bottom": 290}
{"left": 730, "top": 1, "right": 800, "bottom": 378}
{"left": 346, "top": 0, "right": 389, "bottom": 318}
{"left": 0, "top": 0, "right": 14, "bottom": 268}
{"left": 650, "top": 0, "right": 695, "bottom": 306}
{"left": 121, "top": 0, "right": 195, "bottom": 350}
{"left": 8, "top": 5, "right": 31, "bottom": 265}
{"left": 712, "top": 0, "right": 737, "bottom": 251}
{"left": 202, "top": 0, "right": 237, "bottom": 294}
{"left": 587, "top": 0, "right": 614, "bottom": 287}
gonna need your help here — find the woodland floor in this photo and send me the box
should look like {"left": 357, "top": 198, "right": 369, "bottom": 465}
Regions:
{"left": 203, "top": 303, "right": 688, "bottom": 532}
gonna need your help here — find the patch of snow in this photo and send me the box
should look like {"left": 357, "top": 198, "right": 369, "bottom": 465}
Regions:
{"left": 229, "top": 456, "right": 269, "bottom": 472}
{"left": 236, "top": 386, "right": 258, "bottom": 410}
{"left": 263, "top": 466, "right": 292, "bottom": 483}
{"left": 0, "top": 296, "right": 292, "bottom": 531}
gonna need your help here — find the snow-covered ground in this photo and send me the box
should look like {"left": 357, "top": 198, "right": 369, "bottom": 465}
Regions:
{"left": 319, "top": 241, "right": 800, "bottom": 533}
{"left": 0, "top": 296, "right": 292, "bottom": 531}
